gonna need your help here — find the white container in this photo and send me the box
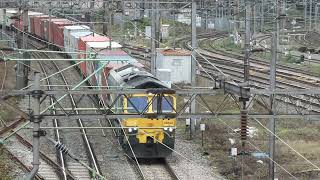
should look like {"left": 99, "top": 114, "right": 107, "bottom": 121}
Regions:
{"left": 156, "top": 48, "right": 192, "bottom": 84}
{"left": 69, "top": 31, "right": 93, "bottom": 59}
{"left": 86, "top": 41, "right": 122, "bottom": 53}
{"left": 63, "top": 25, "right": 90, "bottom": 52}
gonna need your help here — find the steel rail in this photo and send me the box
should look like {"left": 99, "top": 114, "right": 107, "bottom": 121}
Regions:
{"left": 184, "top": 35, "right": 320, "bottom": 113}
{"left": 37, "top": 57, "right": 68, "bottom": 180}
{"left": 123, "top": 36, "right": 320, "bottom": 116}
{"left": 50, "top": 60, "right": 101, "bottom": 176}
{"left": 163, "top": 159, "right": 180, "bottom": 180}
{"left": 0, "top": 145, "right": 44, "bottom": 180}
{"left": 1, "top": 61, "right": 6, "bottom": 90}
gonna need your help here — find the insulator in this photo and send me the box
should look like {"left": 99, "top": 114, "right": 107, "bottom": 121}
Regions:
{"left": 240, "top": 110, "right": 248, "bottom": 140}
{"left": 55, "top": 142, "right": 69, "bottom": 155}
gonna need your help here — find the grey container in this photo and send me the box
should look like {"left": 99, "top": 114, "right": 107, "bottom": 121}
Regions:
{"left": 69, "top": 31, "right": 93, "bottom": 59}
{"left": 63, "top": 25, "right": 90, "bottom": 52}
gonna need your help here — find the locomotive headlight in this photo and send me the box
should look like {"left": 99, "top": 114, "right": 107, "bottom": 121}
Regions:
{"left": 169, "top": 128, "right": 174, "bottom": 132}
{"left": 133, "top": 127, "right": 138, "bottom": 131}
{"left": 164, "top": 127, "right": 168, "bottom": 131}
{"left": 128, "top": 128, "right": 133, "bottom": 133}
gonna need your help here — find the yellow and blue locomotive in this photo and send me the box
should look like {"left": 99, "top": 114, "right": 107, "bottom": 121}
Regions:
{"left": 105, "top": 64, "right": 176, "bottom": 158}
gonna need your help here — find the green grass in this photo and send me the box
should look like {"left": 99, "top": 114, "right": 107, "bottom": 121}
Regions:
{"left": 214, "top": 37, "right": 242, "bottom": 53}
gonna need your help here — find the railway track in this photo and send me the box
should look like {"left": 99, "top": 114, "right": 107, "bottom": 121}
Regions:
{"left": 0, "top": 123, "right": 62, "bottom": 179}
{"left": 294, "top": 31, "right": 320, "bottom": 49}
{"left": 1, "top": 28, "right": 142, "bottom": 179}
{"left": 36, "top": 54, "right": 75, "bottom": 180}
{"left": 138, "top": 158, "right": 180, "bottom": 180}
{"left": 123, "top": 32, "right": 320, "bottom": 115}
{"left": 191, "top": 34, "right": 320, "bottom": 112}
{"left": 127, "top": 157, "right": 179, "bottom": 180}
{"left": 31, "top": 46, "right": 98, "bottom": 179}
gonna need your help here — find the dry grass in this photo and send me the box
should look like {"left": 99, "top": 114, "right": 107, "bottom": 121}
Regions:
{"left": 182, "top": 79, "right": 320, "bottom": 179}
{"left": 0, "top": 146, "right": 18, "bottom": 179}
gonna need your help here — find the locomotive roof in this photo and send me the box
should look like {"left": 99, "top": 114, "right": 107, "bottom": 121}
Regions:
{"left": 112, "top": 64, "right": 170, "bottom": 89}
{"left": 126, "top": 76, "right": 169, "bottom": 89}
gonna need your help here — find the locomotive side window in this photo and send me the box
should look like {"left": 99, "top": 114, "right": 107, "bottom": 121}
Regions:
{"left": 127, "top": 97, "right": 148, "bottom": 113}
{"left": 152, "top": 96, "right": 174, "bottom": 112}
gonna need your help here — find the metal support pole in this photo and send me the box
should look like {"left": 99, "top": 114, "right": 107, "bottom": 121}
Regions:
{"left": 84, "top": 12, "right": 91, "bottom": 29}
{"left": 315, "top": 4, "right": 318, "bottom": 29}
{"left": 16, "top": 8, "right": 28, "bottom": 90}
{"left": 282, "top": 0, "right": 286, "bottom": 30}
{"left": 253, "top": 4, "right": 256, "bottom": 35}
{"left": 108, "top": 0, "right": 112, "bottom": 50}
{"left": 233, "top": 1, "right": 237, "bottom": 34}
{"left": 268, "top": 32, "right": 277, "bottom": 180}
{"left": 236, "top": 0, "right": 239, "bottom": 30}
{"left": 304, "top": 0, "right": 307, "bottom": 29}
{"left": 310, "top": 0, "right": 313, "bottom": 30}
{"left": 26, "top": 72, "right": 43, "bottom": 180}
{"left": 151, "top": 2, "right": 156, "bottom": 76}
{"left": 240, "top": 103, "right": 248, "bottom": 180}
{"left": 134, "top": 9, "right": 137, "bottom": 38}
{"left": 190, "top": 0, "right": 197, "bottom": 136}
{"left": 140, "top": 0, "right": 145, "bottom": 18}
{"left": 103, "top": 0, "right": 108, "bottom": 35}
{"left": 261, "top": 0, "right": 264, "bottom": 32}
{"left": 2, "top": 9, "right": 6, "bottom": 40}
{"left": 89, "top": 0, "right": 95, "bottom": 29}
{"left": 173, "top": 12, "right": 176, "bottom": 49}
{"left": 205, "top": 10, "right": 208, "bottom": 30}
{"left": 244, "top": 3, "right": 251, "bottom": 83}
{"left": 120, "top": 2, "right": 124, "bottom": 43}
{"left": 155, "top": 0, "right": 160, "bottom": 48}
{"left": 276, "top": 0, "right": 280, "bottom": 61}
{"left": 23, "top": 8, "right": 30, "bottom": 72}
{"left": 48, "top": 8, "right": 52, "bottom": 48}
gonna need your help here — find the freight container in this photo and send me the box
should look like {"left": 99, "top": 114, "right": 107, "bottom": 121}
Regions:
{"left": 68, "top": 31, "right": 93, "bottom": 59}
{"left": 50, "top": 20, "right": 73, "bottom": 46}
{"left": 27, "top": 12, "right": 43, "bottom": 33}
{"left": 41, "top": 18, "right": 67, "bottom": 40}
{"left": 11, "top": 11, "right": 43, "bottom": 32}
{"left": 85, "top": 56, "right": 97, "bottom": 86}
{"left": 94, "top": 50, "right": 136, "bottom": 86}
{"left": 32, "top": 15, "right": 50, "bottom": 37}
{"left": 78, "top": 35, "right": 111, "bottom": 76}
{"left": 86, "top": 41, "right": 122, "bottom": 53}
{"left": 99, "top": 66, "right": 115, "bottom": 104}
{"left": 63, "top": 25, "right": 90, "bottom": 52}
{"left": 85, "top": 41, "right": 123, "bottom": 86}
{"left": 96, "top": 49, "right": 136, "bottom": 66}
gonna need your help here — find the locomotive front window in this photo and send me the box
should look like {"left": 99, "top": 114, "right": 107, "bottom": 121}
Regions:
{"left": 127, "top": 97, "right": 148, "bottom": 113}
{"left": 152, "top": 96, "right": 174, "bottom": 112}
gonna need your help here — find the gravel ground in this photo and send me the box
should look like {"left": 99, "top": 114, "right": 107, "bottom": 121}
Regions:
{"left": 166, "top": 133, "right": 224, "bottom": 180}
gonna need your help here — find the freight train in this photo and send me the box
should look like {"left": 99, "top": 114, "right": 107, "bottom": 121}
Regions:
{"left": 0, "top": 9, "right": 176, "bottom": 158}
